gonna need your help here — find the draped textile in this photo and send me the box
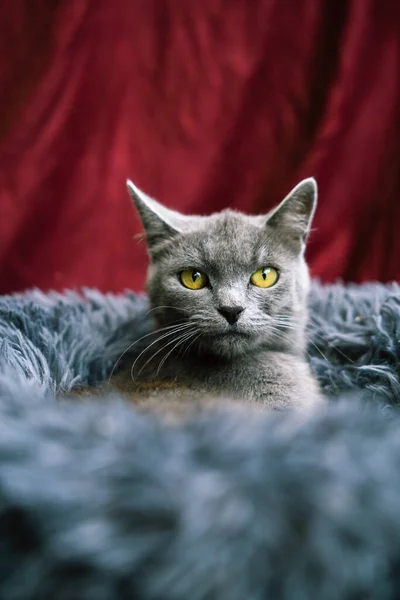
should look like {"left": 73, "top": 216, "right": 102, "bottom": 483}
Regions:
{"left": 0, "top": 0, "right": 399, "bottom": 293}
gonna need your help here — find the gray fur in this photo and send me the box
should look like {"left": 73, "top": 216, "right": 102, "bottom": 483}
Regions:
{"left": 127, "top": 178, "right": 321, "bottom": 408}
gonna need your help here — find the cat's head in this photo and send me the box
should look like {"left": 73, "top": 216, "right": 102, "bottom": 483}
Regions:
{"left": 127, "top": 178, "right": 317, "bottom": 358}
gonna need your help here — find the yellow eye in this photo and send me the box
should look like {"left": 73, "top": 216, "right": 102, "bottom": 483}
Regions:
{"left": 250, "top": 266, "right": 279, "bottom": 288}
{"left": 180, "top": 269, "right": 209, "bottom": 290}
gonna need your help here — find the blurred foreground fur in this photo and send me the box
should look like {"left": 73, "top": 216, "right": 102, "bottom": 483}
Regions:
{"left": 1, "top": 385, "right": 400, "bottom": 599}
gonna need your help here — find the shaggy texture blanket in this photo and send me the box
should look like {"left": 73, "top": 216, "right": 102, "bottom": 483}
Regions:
{"left": 1, "top": 282, "right": 400, "bottom": 599}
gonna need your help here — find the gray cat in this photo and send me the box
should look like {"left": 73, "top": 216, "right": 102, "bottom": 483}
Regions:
{"left": 123, "top": 178, "right": 322, "bottom": 411}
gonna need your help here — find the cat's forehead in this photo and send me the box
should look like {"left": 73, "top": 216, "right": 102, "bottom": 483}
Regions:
{"left": 179, "top": 211, "right": 272, "bottom": 268}
{"left": 202, "top": 211, "right": 258, "bottom": 248}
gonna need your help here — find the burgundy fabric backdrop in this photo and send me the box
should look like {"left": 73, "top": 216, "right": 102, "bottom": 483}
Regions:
{"left": 0, "top": 0, "right": 399, "bottom": 294}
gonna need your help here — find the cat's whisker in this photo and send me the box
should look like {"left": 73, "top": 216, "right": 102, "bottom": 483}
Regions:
{"left": 274, "top": 322, "right": 297, "bottom": 331}
{"left": 304, "top": 334, "right": 331, "bottom": 364}
{"left": 252, "top": 319, "right": 298, "bottom": 334}
{"left": 275, "top": 317, "right": 301, "bottom": 326}
{"left": 273, "top": 317, "right": 295, "bottom": 322}
{"left": 305, "top": 324, "right": 355, "bottom": 364}
{"left": 156, "top": 330, "right": 198, "bottom": 377}
{"left": 270, "top": 319, "right": 333, "bottom": 366}
{"left": 275, "top": 317, "right": 347, "bottom": 364}
{"left": 267, "top": 326, "right": 314, "bottom": 362}
{"left": 152, "top": 330, "right": 198, "bottom": 377}
{"left": 108, "top": 321, "right": 190, "bottom": 383}
{"left": 130, "top": 323, "right": 194, "bottom": 381}
{"left": 181, "top": 332, "right": 202, "bottom": 359}
{"left": 130, "top": 322, "right": 194, "bottom": 372}
{"left": 302, "top": 314, "right": 350, "bottom": 362}
{"left": 145, "top": 305, "right": 190, "bottom": 318}
{"left": 267, "top": 326, "right": 296, "bottom": 347}
{"left": 135, "top": 326, "right": 197, "bottom": 378}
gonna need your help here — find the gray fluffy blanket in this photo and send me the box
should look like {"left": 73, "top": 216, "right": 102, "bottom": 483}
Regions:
{"left": 1, "top": 282, "right": 400, "bottom": 599}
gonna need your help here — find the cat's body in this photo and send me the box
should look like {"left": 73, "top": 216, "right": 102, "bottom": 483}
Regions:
{"left": 113, "top": 347, "right": 320, "bottom": 410}
{"left": 102, "top": 177, "right": 323, "bottom": 415}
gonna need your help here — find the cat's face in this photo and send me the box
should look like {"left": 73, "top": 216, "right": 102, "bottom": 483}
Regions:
{"left": 127, "top": 179, "right": 317, "bottom": 358}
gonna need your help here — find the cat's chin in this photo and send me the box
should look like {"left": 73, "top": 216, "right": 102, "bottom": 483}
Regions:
{"left": 198, "top": 332, "right": 256, "bottom": 359}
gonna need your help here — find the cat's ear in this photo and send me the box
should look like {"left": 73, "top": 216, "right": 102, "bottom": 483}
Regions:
{"left": 265, "top": 178, "right": 317, "bottom": 252}
{"left": 127, "top": 179, "right": 185, "bottom": 252}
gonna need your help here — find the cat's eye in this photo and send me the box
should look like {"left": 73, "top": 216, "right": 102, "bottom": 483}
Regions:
{"left": 250, "top": 266, "right": 279, "bottom": 288}
{"left": 180, "top": 269, "right": 209, "bottom": 290}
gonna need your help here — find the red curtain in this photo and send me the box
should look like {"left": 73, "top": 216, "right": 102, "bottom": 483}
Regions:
{"left": 0, "top": 0, "right": 399, "bottom": 294}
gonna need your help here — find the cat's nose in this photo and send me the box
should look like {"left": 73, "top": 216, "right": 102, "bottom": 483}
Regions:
{"left": 217, "top": 306, "right": 245, "bottom": 325}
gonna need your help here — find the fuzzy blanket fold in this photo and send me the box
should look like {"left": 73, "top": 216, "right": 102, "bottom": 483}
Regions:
{"left": 1, "top": 282, "right": 400, "bottom": 599}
